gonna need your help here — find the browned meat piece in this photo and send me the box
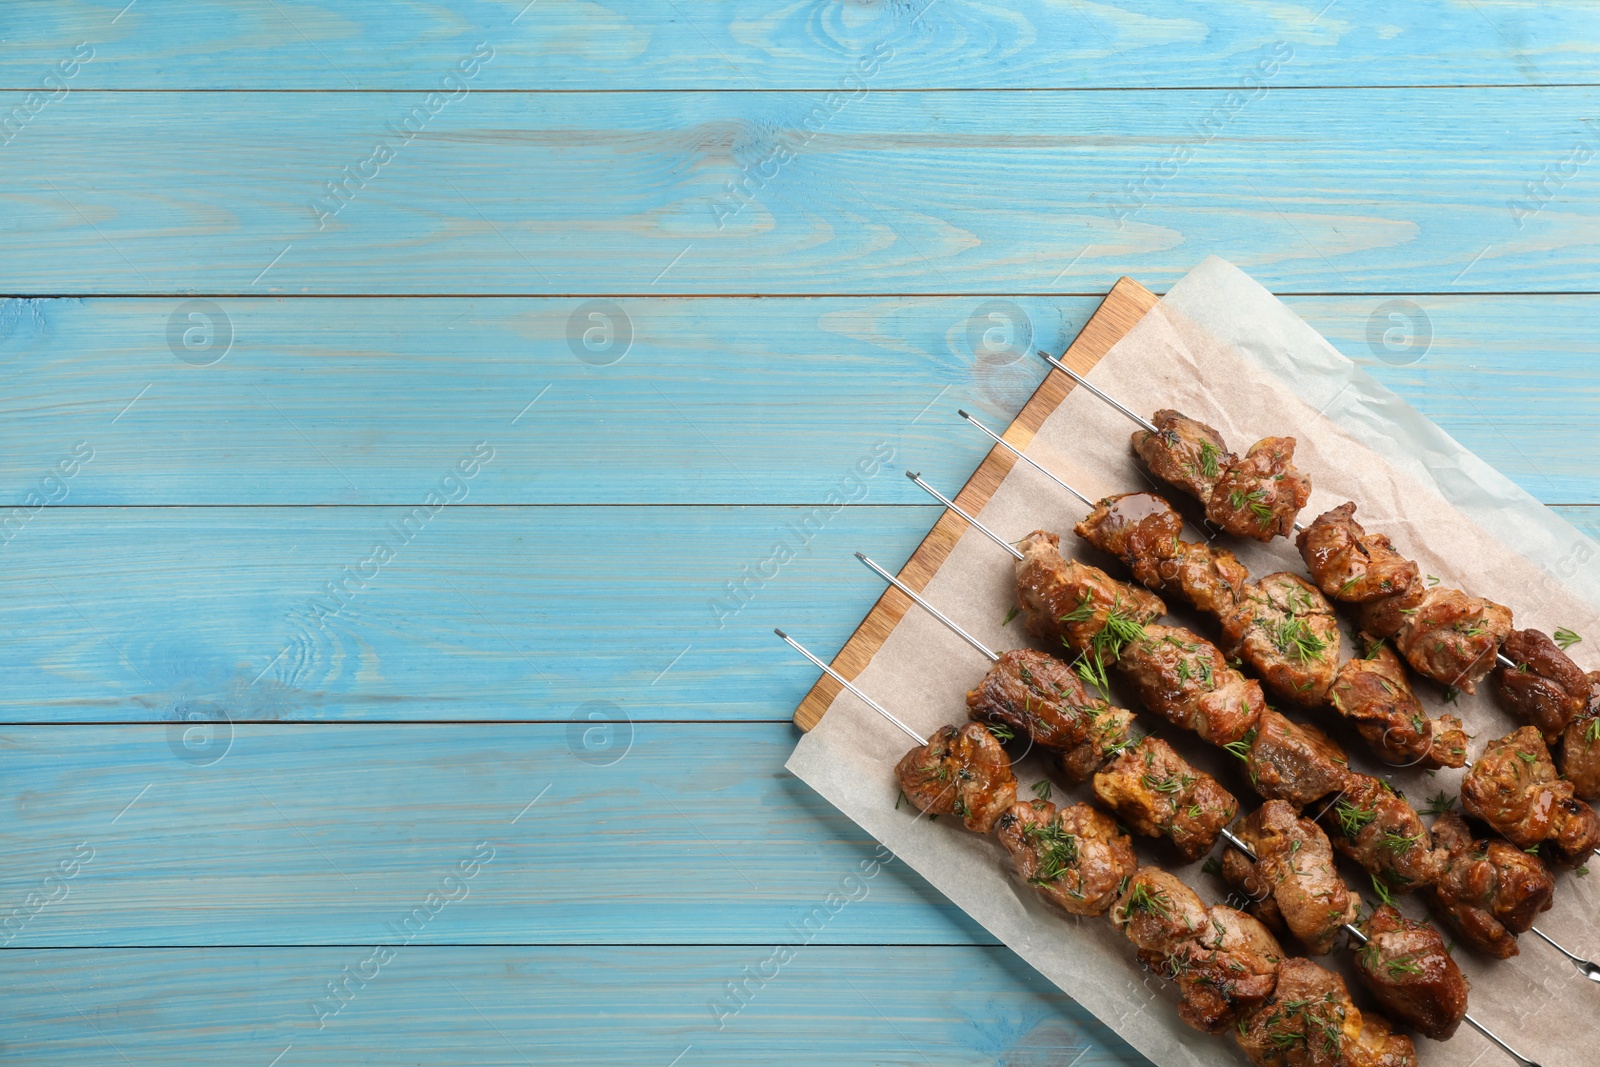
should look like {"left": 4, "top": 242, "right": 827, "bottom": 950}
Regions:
{"left": 1093, "top": 736, "right": 1239, "bottom": 861}
{"left": 1074, "top": 492, "right": 1249, "bottom": 616}
{"left": 1014, "top": 530, "right": 1166, "bottom": 660}
{"left": 1233, "top": 958, "right": 1414, "bottom": 1067}
{"left": 1295, "top": 502, "right": 1418, "bottom": 604}
{"left": 1362, "top": 586, "right": 1513, "bottom": 694}
{"left": 1356, "top": 583, "right": 1426, "bottom": 641}
{"left": 1113, "top": 869, "right": 1283, "bottom": 1035}
{"left": 1559, "top": 671, "right": 1600, "bottom": 800}
{"left": 1352, "top": 904, "right": 1468, "bottom": 1041}
{"left": 1054, "top": 703, "right": 1138, "bottom": 784}
{"left": 1328, "top": 639, "right": 1468, "bottom": 769}
{"left": 1319, "top": 773, "right": 1446, "bottom": 893}
{"left": 1241, "top": 710, "right": 1351, "bottom": 809}
{"left": 1160, "top": 906, "right": 1286, "bottom": 1035}
{"left": 894, "top": 722, "right": 1016, "bottom": 834}
{"left": 1462, "top": 725, "right": 1600, "bottom": 866}
{"left": 1220, "top": 801, "right": 1358, "bottom": 955}
{"left": 1206, "top": 437, "right": 1312, "bottom": 542}
{"left": 1348, "top": 1014, "right": 1418, "bottom": 1067}
{"left": 1217, "top": 573, "right": 1342, "bottom": 706}
{"left": 1427, "top": 811, "right": 1554, "bottom": 959}
{"left": 1116, "top": 624, "right": 1265, "bottom": 747}
{"left": 965, "top": 649, "right": 1098, "bottom": 750}
{"left": 1112, "top": 867, "right": 1211, "bottom": 956}
{"left": 1131, "top": 409, "right": 1234, "bottom": 506}
{"left": 995, "top": 800, "right": 1136, "bottom": 917}
{"left": 1494, "top": 628, "right": 1588, "bottom": 741}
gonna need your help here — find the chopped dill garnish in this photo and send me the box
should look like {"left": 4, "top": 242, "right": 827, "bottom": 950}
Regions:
{"left": 1556, "top": 627, "right": 1583, "bottom": 652}
{"left": 1031, "top": 779, "right": 1052, "bottom": 802}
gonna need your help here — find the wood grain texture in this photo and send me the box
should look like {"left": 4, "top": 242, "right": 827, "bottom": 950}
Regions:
{"left": 7, "top": 89, "right": 1600, "bottom": 294}
{"left": 795, "top": 277, "right": 1158, "bottom": 728}
{"left": 6, "top": 294, "right": 1600, "bottom": 506}
{"left": 3, "top": 946, "right": 1147, "bottom": 1066}
{"left": 2, "top": 1, "right": 1596, "bottom": 89}
{"left": 0, "top": 505, "right": 940, "bottom": 723}
{"left": 0, "top": 723, "right": 997, "bottom": 947}
{"left": 2, "top": 502, "right": 1595, "bottom": 727}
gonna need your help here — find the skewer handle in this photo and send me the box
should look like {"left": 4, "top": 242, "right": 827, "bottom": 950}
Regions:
{"left": 956, "top": 409, "right": 1095, "bottom": 509}
{"left": 1528, "top": 926, "right": 1600, "bottom": 983}
{"left": 905, "top": 471, "right": 1025, "bottom": 561}
{"left": 1463, "top": 1013, "right": 1543, "bottom": 1067}
{"left": 1036, "top": 349, "right": 1158, "bottom": 434}
{"left": 774, "top": 629, "right": 928, "bottom": 745}
{"left": 854, "top": 553, "right": 1000, "bottom": 663}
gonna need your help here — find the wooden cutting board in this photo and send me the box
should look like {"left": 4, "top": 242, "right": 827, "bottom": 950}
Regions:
{"left": 794, "top": 276, "right": 1160, "bottom": 730}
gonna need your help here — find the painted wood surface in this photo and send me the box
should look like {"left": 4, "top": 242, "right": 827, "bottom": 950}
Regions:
{"left": 9, "top": 2, "right": 1600, "bottom": 1063}
{"left": 6, "top": 90, "right": 1600, "bottom": 294}
{"left": 3, "top": 946, "right": 1147, "bottom": 1066}
{"left": 0, "top": 503, "right": 1595, "bottom": 726}
{"left": 0, "top": 723, "right": 997, "bottom": 947}
{"left": 4, "top": 294, "right": 1600, "bottom": 505}
{"left": 2, "top": 1, "right": 1596, "bottom": 90}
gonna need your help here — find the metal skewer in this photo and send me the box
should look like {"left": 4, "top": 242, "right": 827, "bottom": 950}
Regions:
{"left": 840, "top": 558, "right": 1543, "bottom": 1065}
{"left": 902, "top": 468, "right": 1599, "bottom": 991}
{"left": 776, "top": 628, "right": 926, "bottom": 745}
{"left": 1031, "top": 349, "right": 1522, "bottom": 672}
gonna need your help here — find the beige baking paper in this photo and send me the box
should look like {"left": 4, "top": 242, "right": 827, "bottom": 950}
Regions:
{"left": 787, "top": 257, "right": 1600, "bottom": 1067}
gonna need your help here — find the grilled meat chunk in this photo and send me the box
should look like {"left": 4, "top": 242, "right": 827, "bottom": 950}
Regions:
{"left": 894, "top": 722, "right": 1016, "bottom": 833}
{"left": 1461, "top": 725, "right": 1600, "bottom": 866}
{"left": 1348, "top": 1013, "right": 1418, "bottom": 1067}
{"left": 1117, "top": 624, "right": 1266, "bottom": 747}
{"left": 1219, "top": 801, "right": 1358, "bottom": 955}
{"left": 1093, "top": 736, "right": 1238, "bottom": 861}
{"left": 1427, "top": 811, "right": 1554, "bottom": 959}
{"left": 1320, "top": 773, "right": 1446, "bottom": 893}
{"left": 1233, "top": 958, "right": 1414, "bottom": 1067}
{"left": 1055, "top": 703, "right": 1138, "bottom": 784}
{"left": 1558, "top": 671, "right": 1600, "bottom": 800}
{"left": 1074, "top": 492, "right": 1249, "bottom": 616}
{"left": 1494, "top": 628, "right": 1588, "bottom": 741}
{"left": 996, "top": 801, "right": 1136, "bottom": 917}
{"left": 1206, "top": 437, "right": 1312, "bottom": 542}
{"left": 965, "top": 649, "right": 1100, "bottom": 750}
{"left": 1131, "top": 409, "right": 1234, "bottom": 506}
{"left": 1113, "top": 869, "right": 1283, "bottom": 1034}
{"left": 1352, "top": 904, "right": 1468, "bottom": 1041}
{"left": 1328, "top": 639, "right": 1468, "bottom": 769}
{"left": 1242, "top": 710, "right": 1351, "bottom": 810}
{"left": 1359, "top": 585, "right": 1513, "bottom": 694}
{"left": 1014, "top": 529, "right": 1166, "bottom": 655}
{"left": 1218, "top": 573, "right": 1342, "bottom": 707}
{"left": 1295, "top": 503, "right": 1418, "bottom": 604}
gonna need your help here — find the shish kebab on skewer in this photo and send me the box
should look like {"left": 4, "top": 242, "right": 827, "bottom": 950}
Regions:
{"left": 776, "top": 632, "right": 1541, "bottom": 1066}
{"left": 958, "top": 409, "right": 1465, "bottom": 772}
{"left": 1035, "top": 349, "right": 1592, "bottom": 722}
{"left": 952, "top": 414, "right": 1600, "bottom": 877}
{"left": 856, "top": 547, "right": 1571, "bottom": 990}
{"left": 899, "top": 471, "right": 1599, "bottom": 972}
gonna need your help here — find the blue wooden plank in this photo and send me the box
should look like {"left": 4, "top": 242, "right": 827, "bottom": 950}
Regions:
{"left": 0, "top": 722, "right": 996, "bottom": 947}
{"left": 0, "top": 294, "right": 1080, "bottom": 506}
{"left": 0, "top": 505, "right": 942, "bottom": 723}
{"left": 4, "top": 89, "right": 1600, "bottom": 294}
{"left": 1, "top": 1, "right": 1594, "bottom": 89}
{"left": 2, "top": 946, "right": 1147, "bottom": 1066}
{"left": 4, "top": 295, "right": 1600, "bottom": 506}
{"left": 0, "top": 503, "right": 1593, "bottom": 725}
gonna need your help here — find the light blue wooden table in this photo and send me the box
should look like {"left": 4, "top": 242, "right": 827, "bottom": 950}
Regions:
{"left": 3, "top": 2, "right": 1598, "bottom": 1063}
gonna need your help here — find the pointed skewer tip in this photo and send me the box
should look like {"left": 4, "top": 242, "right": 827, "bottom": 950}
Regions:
{"left": 773, "top": 628, "right": 787, "bottom": 639}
